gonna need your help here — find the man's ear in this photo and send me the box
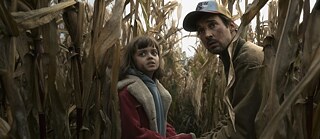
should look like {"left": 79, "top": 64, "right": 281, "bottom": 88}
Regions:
{"left": 229, "top": 22, "right": 237, "bottom": 32}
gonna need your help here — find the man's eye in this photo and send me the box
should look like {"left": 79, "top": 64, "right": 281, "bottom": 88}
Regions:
{"left": 208, "top": 23, "right": 216, "bottom": 29}
{"left": 197, "top": 28, "right": 204, "bottom": 35}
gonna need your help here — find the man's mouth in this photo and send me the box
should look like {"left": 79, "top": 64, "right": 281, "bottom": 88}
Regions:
{"left": 207, "top": 40, "right": 218, "bottom": 48}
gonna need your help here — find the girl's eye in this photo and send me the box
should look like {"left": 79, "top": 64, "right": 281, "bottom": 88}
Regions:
{"left": 138, "top": 52, "right": 146, "bottom": 57}
{"left": 151, "top": 50, "right": 158, "bottom": 56}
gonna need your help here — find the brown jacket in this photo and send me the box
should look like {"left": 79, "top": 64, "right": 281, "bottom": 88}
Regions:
{"left": 118, "top": 75, "right": 195, "bottom": 139}
{"left": 201, "top": 39, "right": 264, "bottom": 139}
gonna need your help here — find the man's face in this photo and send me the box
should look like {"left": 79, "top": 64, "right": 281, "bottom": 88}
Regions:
{"left": 196, "top": 15, "right": 233, "bottom": 54}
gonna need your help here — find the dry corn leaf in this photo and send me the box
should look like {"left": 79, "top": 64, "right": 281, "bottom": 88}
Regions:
{"left": 0, "top": 117, "right": 9, "bottom": 138}
{"left": 0, "top": 0, "right": 19, "bottom": 36}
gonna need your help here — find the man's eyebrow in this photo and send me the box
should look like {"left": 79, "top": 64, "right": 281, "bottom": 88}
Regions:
{"left": 197, "top": 19, "right": 216, "bottom": 28}
{"left": 205, "top": 18, "right": 217, "bottom": 22}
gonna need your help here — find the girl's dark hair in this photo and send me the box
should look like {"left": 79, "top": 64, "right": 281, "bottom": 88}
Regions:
{"left": 119, "top": 36, "right": 164, "bottom": 80}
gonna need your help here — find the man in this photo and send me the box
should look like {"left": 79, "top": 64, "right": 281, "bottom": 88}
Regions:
{"left": 183, "top": 0, "right": 264, "bottom": 139}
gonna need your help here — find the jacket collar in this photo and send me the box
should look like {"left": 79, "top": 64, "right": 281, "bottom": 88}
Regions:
{"left": 117, "top": 75, "right": 172, "bottom": 132}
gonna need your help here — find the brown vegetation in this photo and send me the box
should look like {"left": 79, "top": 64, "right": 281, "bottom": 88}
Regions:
{"left": 0, "top": 0, "right": 319, "bottom": 139}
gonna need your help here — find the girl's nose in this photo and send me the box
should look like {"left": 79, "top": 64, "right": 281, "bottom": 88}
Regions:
{"left": 146, "top": 52, "right": 154, "bottom": 58}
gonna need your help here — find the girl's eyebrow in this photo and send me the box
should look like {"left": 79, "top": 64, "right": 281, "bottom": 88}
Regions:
{"left": 136, "top": 49, "right": 147, "bottom": 52}
{"left": 137, "top": 47, "right": 157, "bottom": 51}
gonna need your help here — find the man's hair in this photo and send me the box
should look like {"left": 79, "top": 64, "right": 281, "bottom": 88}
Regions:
{"left": 196, "top": 13, "right": 234, "bottom": 32}
{"left": 217, "top": 14, "right": 233, "bottom": 27}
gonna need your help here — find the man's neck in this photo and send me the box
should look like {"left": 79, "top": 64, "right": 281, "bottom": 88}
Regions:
{"left": 219, "top": 50, "right": 230, "bottom": 79}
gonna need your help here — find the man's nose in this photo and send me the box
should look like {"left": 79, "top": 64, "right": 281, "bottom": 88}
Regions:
{"left": 205, "top": 30, "right": 213, "bottom": 38}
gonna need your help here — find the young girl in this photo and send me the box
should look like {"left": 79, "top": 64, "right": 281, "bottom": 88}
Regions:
{"left": 118, "top": 36, "right": 195, "bottom": 139}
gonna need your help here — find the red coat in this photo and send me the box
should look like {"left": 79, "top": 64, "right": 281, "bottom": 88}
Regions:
{"left": 118, "top": 75, "right": 194, "bottom": 139}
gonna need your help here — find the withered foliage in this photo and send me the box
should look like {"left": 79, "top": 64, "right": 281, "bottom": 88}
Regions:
{"left": 0, "top": 0, "right": 319, "bottom": 139}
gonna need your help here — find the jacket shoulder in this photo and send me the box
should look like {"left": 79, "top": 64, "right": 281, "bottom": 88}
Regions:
{"left": 234, "top": 41, "right": 264, "bottom": 65}
{"left": 117, "top": 75, "right": 142, "bottom": 90}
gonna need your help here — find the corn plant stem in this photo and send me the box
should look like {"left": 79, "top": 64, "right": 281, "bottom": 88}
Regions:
{"left": 0, "top": 38, "right": 31, "bottom": 138}
{"left": 62, "top": 2, "right": 85, "bottom": 138}
{"left": 303, "top": 1, "right": 313, "bottom": 138}
{"left": 0, "top": 0, "right": 19, "bottom": 36}
{"left": 70, "top": 48, "right": 83, "bottom": 139}
{"left": 34, "top": 30, "right": 47, "bottom": 139}
{"left": 108, "top": 44, "right": 121, "bottom": 139}
{"left": 306, "top": 95, "right": 313, "bottom": 139}
{"left": 35, "top": 60, "right": 47, "bottom": 139}
{"left": 75, "top": 2, "right": 84, "bottom": 138}
{"left": 39, "top": 113, "right": 46, "bottom": 139}
{"left": 76, "top": 108, "right": 83, "bottom": 139}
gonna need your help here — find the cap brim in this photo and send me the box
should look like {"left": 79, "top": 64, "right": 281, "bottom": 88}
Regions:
{"left": 183, "top": 11, "right": 220, "bottom": 32}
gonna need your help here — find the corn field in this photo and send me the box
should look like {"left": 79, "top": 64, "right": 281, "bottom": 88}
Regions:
{"left": 0, "top": 0, "right": 319, "bottom": 139}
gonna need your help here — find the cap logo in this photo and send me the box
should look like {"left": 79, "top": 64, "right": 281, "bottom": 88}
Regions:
{"left": 196, "top": 1, "right": 219, "bottom": 12}
{"left": 196, "top": 2, "right": 209, "bottom": 11}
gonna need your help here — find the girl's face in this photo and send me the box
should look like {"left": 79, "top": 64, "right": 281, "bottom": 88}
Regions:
{"left": 133, "top": 46, "right": 160, "bottom": 78}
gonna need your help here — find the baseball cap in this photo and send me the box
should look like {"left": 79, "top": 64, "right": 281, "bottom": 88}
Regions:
{"left": 183, "top": 0, "right": 232, "bottom": 32}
